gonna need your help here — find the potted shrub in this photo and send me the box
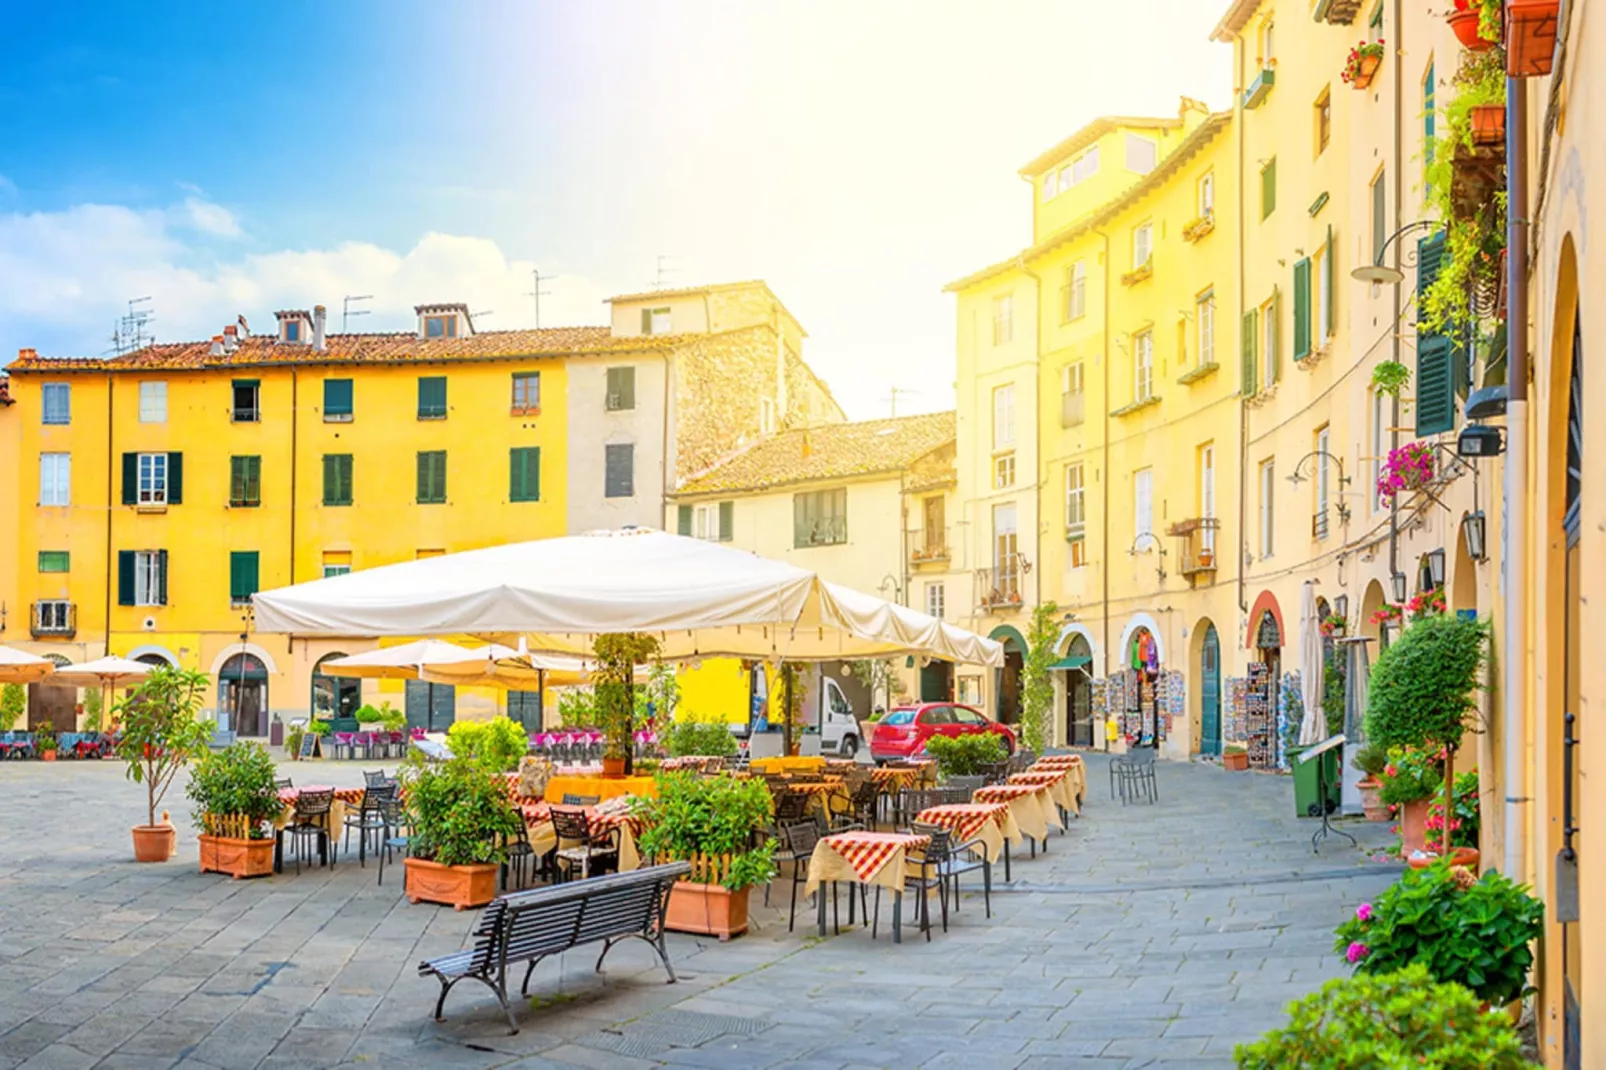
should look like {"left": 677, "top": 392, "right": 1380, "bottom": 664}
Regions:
{"left": 1333, "top": 860, "right": 1543, "bottom": 1012}
{"left": 593, "top": 633, "right": 659, "bottom": 776}
{"left": 1351, "top": 744, "right": 1390, "bottom": 822}
{"left": 1235, "top": 964, "right": 1532, "bottom": 1068}
{"left": 1414, "top": 769, "right": 1481, "bottom": 869}
{"left": 1341, "top": 40, "right": 1386, "bottom": 89}
{"left": 187, "top": 742, "right": 282, "bottom": 879}
{"left": 0, "top": 683, "right": 26, "bottom": 732}
{"left": 1447, "top": 2, "right": 1498, "bottom": 51}
{"left": 664, "top": 711, "right": 739, "bottom": 759}
{"left": 34, "top": 722, "right": 58, "bottom": 761}
{"left": 924, "top": 732, "right": 1008, "bottom": 778}
{"left": 445, "top": 715, "right": 530, "bottom": 773}
{"left": 114, "top": 667, "right": 216, "bottom": 863}
{"left": 1377, "top": 745, "right": 1443, "bottom": 852}
{"left": 1222, "top": 744, "right": 1249, "bottom": 772}
{"left": 1375, "top": 442, "right": 1436, "bottom": 505}
{"left": 633, "top": 772, "right": 776, "bottom": 941}
{"left": 400, "top": 754, "right": 523, "bottom": 909}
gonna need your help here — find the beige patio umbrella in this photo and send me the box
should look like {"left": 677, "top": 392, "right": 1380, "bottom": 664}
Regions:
{"left": 51, "top": 656, "right": 155, "bottom": 731}
{"left": 319, "top": 640, "right": 510, "bottom": 681}
{"left": 0, "top": 646, "right": 55, "bottom": 685}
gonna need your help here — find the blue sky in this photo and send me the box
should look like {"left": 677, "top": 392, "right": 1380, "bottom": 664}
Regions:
{"left": 0, "top": 1, "right": 1232, "bottom": 417}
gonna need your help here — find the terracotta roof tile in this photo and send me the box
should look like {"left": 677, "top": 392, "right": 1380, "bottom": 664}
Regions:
{"left": 6, "top": 326, "right": 686, "bottom": 374}
{"left": 605, "top": 280, "right": 769, "bottom": 304}
{"left": 676, "top": 412, "right": 955, "bottom": 496}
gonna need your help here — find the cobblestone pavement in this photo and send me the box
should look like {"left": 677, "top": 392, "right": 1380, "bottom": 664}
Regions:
{"left": 0, "top": 753, "right": 1399, "bottom": 1069}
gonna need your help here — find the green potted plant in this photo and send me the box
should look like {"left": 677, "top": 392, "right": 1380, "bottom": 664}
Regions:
{"left": 1222, "top": 743, "right": 1249, "bottom": 772}
{"left": 114, "top": 666, "right": 216, "bottom": 863}
{"left": 0, "top": 683, "right": 25, "bottom": 732}
{"left": 633, "top": 772, "right": 776, "bottom": 940}
{"left": 592, "top": 633, "right": 658, "bottom": 776}
{"left": 1334, "top": 861, "right": 1544, "bottom": 1012}
{"left": 1235, "top": 964, "right": 1532, "bottom": 1068}
{"left": 1377, "top": 745, "right": 1443, "bottom": 852}
{"left": 33, "top": 721, "right": 58, "bottom": 761}
{"left": 1351, "top": 744, "right": 1390, "bottom": 822}
{"left": 924, "top": 732, "right": 1007, "bottom": 778}
{"left": 186, "top": 741, "right": 283, "bottom": 878}
{"left": 400, "top": 754, "right": 523, "bottom": 909}
{"left": 663, "top": 710, "right": 738, "bottom": 759}
{"left": 1418, "top": 769, "right": 1481, "bottom": 869}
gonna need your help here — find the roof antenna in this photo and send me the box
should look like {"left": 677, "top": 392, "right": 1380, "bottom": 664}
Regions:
{"left": 880, "top": 386, "right": 920, "bottom": 418}
{"left": 651, "top": 255, "right": 678, "bottom": 290}
{"left": 342, "top": 295, "right": 372, "bottom": 333}
{"left": 108, "top": 297, "right": 155, "bottom": 356}
{"left": 527, "top": 268, "right": 552, "bottom": 329}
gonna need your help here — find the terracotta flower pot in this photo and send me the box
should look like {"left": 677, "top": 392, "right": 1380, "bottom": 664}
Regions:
{"left": 1398, "top": 798, "right": 1431, "bottom": 854}
{"left": 1447, "top": 9, "right": 1495, "bottom": 50}
{"left": 197, "top": 834, "right": 276, "bottom": 879}
{"left": 404, "top": 857, "right": 499, "bottom": 910}
{"left": 40, "top": 750, "right": 57, "bottom": 762}
{"left": 1505, "top": 0, "right": 1559, "bottom": 77}
{"left": 601, "top": 757, "right": 628, "bottom": 778}
{"left": 1222, "top": 751, "right": 1249, "bottom": 772}
{"left": 664, "top": 882, "right": 749, "bottom": 941}
{"left": 1358, "top": 778, "right": 1390, "bottom": 822}
{"left": 1470, "top": 104, "right": 1506, "bottom": 147}
{"left": 131, "top": 824, "right": 176, "bottom": 863}
{"left": 1349, "top": 52, "right": 1382, "bottom": 89}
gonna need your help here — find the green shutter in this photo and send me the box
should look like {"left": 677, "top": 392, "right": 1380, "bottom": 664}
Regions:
{"left": 794, "top": 494, "right": 809, "bottom": 548}
{"left": 418, "top": 376, "right": 447, "bottom": 418}
{"left": 1261, "top": 159, "right": 1276, "bottom": 219}
{"left": 510, "top": 447, "right": 539, "bottom": 502}
{"left": 1241, "top": 309, "right": 1259, "bottom": 396}
{"left": 1324, "top": 225, "right": 1337, "bottom": 337}
{"left": 1292, "top": 259, "right": 1312, "bottom": 361}
{"left": 417, "top": 451, "right": 446, "bottom": 503}
{"left": 1416, "top": 232, "right": 1446, "bottom": 297}
{"left": 677, "top": 504, "right": 693, "bottom": 535}
{"left": 229, "top": 551, "right": 260, "bottom": 602}
{"left": 640, "top": 309, "right": 653, "bottom": 334}
{"left": 324, "top": 378, "right": 353, "bottom": 417}
{"left": 718, "top": 500, "right": 734, "bottom": 542}
{"left": 156, "top": 550, "right": 168, "bottom": 605}
{"left": 1269, "top": 289, "right": 1282, "bottom": 384}
{"left": 37, "top": 551, "right": 69, "bottom": 573}
{"left": 122, "top": 453, "right": 138, "bottom": 505}
{"left": 1416, "top": 335, "right": 1455, "bottom": 435}
{"left": 167, "top": 452, "right": 183, "bottom": 504}
{"left": 323, "top": 454, "right": 354, "bottom": 506}
{"left": 417, "top": 452, "right": 429, "bottom": 501}
{"left": 118, "top": 550, "right": 135, "bottom": 605}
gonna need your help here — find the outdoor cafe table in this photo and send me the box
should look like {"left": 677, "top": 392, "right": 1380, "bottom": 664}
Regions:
{"left": 786, "top": 779, "right": 852, "bottom": 821}
{"left": 750, "top": 755, "right": 828, "bottom": 776}
{"left": 273, "top": 786, "right": 362, "bottom": 872}
{"left": 520, "top": 801, "right": 643, "bottom": 872}
{"left": 541, "top": 774, "right": 657, "bottom": 805}
{"left": 1030, "top": 755, "right": 1087, "bottom": 801}
{"left": 913, "top": 801, "right": 1015, "bottom": 864}
{"left": 972, "top": 783, "right": 1061, "bottom": 846}
{"left": 1009, "top": 769, "right": 1080, "bottom": 817}
{"left": 805, "top": 830, "right": 931, "bottom": 943}
{"left": 869, "top": 765, "right": 924, "bottom": 793}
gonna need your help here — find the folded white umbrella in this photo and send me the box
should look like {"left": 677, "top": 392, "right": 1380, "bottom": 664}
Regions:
{"left": 253, "top": 528, "right": 1003, "bottom": 667}
{"left": 319, "top": 640, "right": 514, "bottom": 680}
{"left": 1298, "top": 581, "right": 1326, "bottom": 746}
{"left": 0, "top": 646, "right": 55, "bottom": 684}
{"left": 48, "top": 656, "right": 155, "bottom": 689}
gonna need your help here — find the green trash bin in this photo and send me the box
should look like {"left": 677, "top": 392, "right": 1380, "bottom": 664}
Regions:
{"left": 1289, "top": 743, "right": 1342, "bottom": 818}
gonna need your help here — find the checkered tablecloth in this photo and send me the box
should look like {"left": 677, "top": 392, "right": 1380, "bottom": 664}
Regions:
{"left": 871, "top": 766, "right": 920, "bottom": 793}
{"left": 973, "top": 784, "right": 1059, "bottom": 843}
{"left": 805, "top": 831, "right": 930, "bottom": 897}
{"left": 1030, "top": 757, "right": 1087, "bottom": 804}
{"left": 521, "top": 803, "right": 643, "bottom": 872}
{"left": 914, "top": 802, "right": 1013, "bottom": 862}
{"left": 1008, "top": 770, "right": 1080, "bottom": 816}
{"left": 273, "top": 786, "right": 363, "bottom": 833}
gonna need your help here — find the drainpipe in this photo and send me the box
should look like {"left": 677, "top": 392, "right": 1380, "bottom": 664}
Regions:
{"left": 103, "top": 373, "right": 114, "bottom": 657}
{"left": 1387, "top": 0, "right": 1404, "bottom": 601}
{"left": 1501, "top": 74, "right": 1530, "bottom": 880}
{"left": 1234, "top": 30, "right": 1249, "bottom": 624}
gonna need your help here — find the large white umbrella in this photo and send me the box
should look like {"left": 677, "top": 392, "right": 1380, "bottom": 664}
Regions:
{"left": 0, "top": 646, "right": 54, "bottom": 685}
{"left": 253, "top": 528, "right": 1003, "bottom": 667}
{"left": 321, "top": 641, "right": 608, "bottom": 688}
{"left": 1298, "top": 581, "right": 1326, "bottom": 745}
{"left": 319, "top": 640, "right": 517, "bottom": 681}
{"left": 51, "top": 656, "right": 155, "bottom": 733}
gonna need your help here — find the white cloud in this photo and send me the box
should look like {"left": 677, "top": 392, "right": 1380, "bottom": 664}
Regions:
{"left": 0, "top": 199, "right": 616, "bottom": 359}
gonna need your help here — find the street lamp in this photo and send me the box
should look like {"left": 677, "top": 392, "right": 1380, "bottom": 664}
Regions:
{"left": 1350, "top": 220, "right": 1445, "bottom": 286}
{"left": 1129, "top": 533, "right": 1167, "bottom": 582}
{"left": 1463, "top": 511, "right": 1488, "bottom": 563}
{"left": 1390, "top": 572, "right": 1409, "bottom": 603}
{"left": 1426, "top": 548, "right": 1447, "bottom": 589}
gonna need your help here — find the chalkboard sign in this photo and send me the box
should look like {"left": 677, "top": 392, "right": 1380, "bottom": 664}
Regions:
{"left": 298, "top": 731, "right": 322, "bottom": 759}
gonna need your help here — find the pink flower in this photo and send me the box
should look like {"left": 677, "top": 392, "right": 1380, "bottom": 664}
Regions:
{"left": 1345, "top": 941, "right": 1370, "bottom": 964}
{"left": 1355, "top": 903, "right": 1373, "bottom": 922}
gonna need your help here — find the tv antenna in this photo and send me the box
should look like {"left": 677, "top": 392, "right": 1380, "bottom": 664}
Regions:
{"left": 527, "top": 268, "right": 552, "bottom": 328}
{"left": 470, "top": 310, "right": 493, "bottom": 328}
{"left": 881, "top": 386, "right": 920, "bottom": 418}
{"left": 109, "top": 297, "right": 155, "bottom": 356}
{"left": 651, "top": 255, "right": 678, "bottom": 290}
{"left": 342, "top": 295, "right": 372, "bottom": 332}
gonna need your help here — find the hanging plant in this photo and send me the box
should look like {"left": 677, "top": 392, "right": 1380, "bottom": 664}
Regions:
{"left": 1341, "top": 40, "right": 1386, "bottom": 86}
{"left": 1370, "top": 360, "right": 1410, "bottom": 397}
{"left": 1376, "top": 442, "right": 1436, "bottom": 504}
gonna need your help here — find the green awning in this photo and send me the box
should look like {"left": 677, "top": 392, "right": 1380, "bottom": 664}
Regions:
{"left": 1049, "top": 655, "right": 1091, "bottom": 671}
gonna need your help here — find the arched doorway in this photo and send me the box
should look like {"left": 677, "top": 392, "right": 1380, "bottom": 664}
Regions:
{"left": 1059, "top": 634, "right": 1093, "bottom": 747}
{"left": 1248, "top": 605, "right": 1283, "bottom": 769}
{"left": 218, "top": 653, "right": 269, "bottom": 737}
{"left": 311, "top": 653, "right": 362, "bottom": 722}
{"left": 1555, "top": 306, "right": 1583, "bottom": 1062}
{"left": 133, "top": 652, "right": 173, "bottom": 668}
{"left": 1116, "top": 625, "right": 1163, "bottom": 748}
{"left": 1199, "top": 623, "right": 1222, "bottom": 757}
{"left": 988, "top": 626, "right": 1026, "bottom": 726}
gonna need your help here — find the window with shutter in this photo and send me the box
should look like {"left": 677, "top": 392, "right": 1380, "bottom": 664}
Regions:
{"left": 606, "top": 367, "right": 637, "bottom": 411}
{"left": 1414, "top": 233, "right": 1455, "bottom": 436}
{"left": 324, "top": 378, "right": 354, "bottom": 421}
{"left": 1263, "top": 292, "right": 1281, "bottom": 387}
{"left": 121, "top": 452, "right": 139, "bottom": 505}
{"left": 229, "top": 551, "right": 260, "bottom": 606}
{"left": 417, "top": 377, "right": 447, "bottom": 419}
{"left": 230, "top": 456, "right": 262, "bottom": 507}
{"left": 604, "top": 443, "right": 634, "bottom": 497}
{"left": 1241, "top": 309, "right": 1259, "bottom": 396}
{"left": 1261, "top": 158, "right": 1277, "bottom": 219}
{"left": 167, "top": 452, "right": 183, "bottom": 504}
{"left": 323, "top": 454, "right": 353, "bottom": 506}
{"left": 718, "top": 500, "right": 734, "bottom": 542}
{"left": 677, "top": 504, "right": 693, "bottom": 535}
{"left": 118, "top": 550, "right": 136, "bottom": 605}
{"left": 232, "top": 380, "right": 260, "bottom": 422}
{"left": 510, "top": 447, "right": 540, "bottom": 502}
{"left": 417, "top": 451, "right": 447, "bottom": 503}
{"left": 1292, "top": 259, "right": 1312, "bottom": 360}
{"left": 792, "top": 489, "right": 847, "bottom": 547}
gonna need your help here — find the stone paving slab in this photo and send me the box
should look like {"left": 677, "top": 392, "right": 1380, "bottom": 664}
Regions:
{"left": 0, "top": 753, "right": 1398, "bottom": 1068}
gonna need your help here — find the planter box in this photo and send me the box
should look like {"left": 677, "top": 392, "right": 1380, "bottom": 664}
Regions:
{"left": 1505, "top": 0, "right": 1559, "bottom": 77}
{"left": 198, "top": 833, "right": 275, "bottom": 879}
{"left": 404, "top": 857, "right": 499, "bottom": 910}
{"left": 1222, "top": 751, "right": 1249, "bottom": 772}
{"left": 664, "top": 881, "right": 749, "bottom": 941}
{"left": 1347, "top": 52, "right": 1382, "bottom": 90}
{"left": 1358, "top": 779, "right": 1390, "bottom": 822}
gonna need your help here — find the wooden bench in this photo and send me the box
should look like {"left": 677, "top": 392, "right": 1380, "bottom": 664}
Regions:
{"left": 418, "top": 861, "right": 691, "bottom": 1033}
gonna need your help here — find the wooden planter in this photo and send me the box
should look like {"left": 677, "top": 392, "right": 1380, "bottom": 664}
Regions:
{"left": 404, "top": 857, "right": 499, "bottom": 910}
{"left": 1470, "top": 105, "right": 1506, "bottom": 148}
{"left": 665, "top": 882, "right": 749, "bottom": 941}
{"left": 131, "top": 824, "right": 176, "bottom": 863}
{"left": 1505, "top": 0, "right": 1559, "bottom": 77}
{"left": 1347, "top": 52, "right": 1381, "bottom": 89}
{"left": 1223, "top": 751, "right": 1249, "bottom": 772}
{"left": 198, "top": 834, "right": 275, "bottom": 879}
{"left": 1447, "top": 9, "right": 1495, "bottom": 51}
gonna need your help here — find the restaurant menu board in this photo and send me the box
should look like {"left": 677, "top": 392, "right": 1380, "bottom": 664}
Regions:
{"left": 298, "top": 731, "right": 322, "bottom": 759}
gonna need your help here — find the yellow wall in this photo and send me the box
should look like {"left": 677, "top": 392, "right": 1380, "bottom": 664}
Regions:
{"left": 0, "top": 388, "right": 18, "bottom": 651}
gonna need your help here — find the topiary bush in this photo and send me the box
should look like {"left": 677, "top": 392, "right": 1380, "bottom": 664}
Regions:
{"left": 1365, "top": 612, "right": 1489, "bottom": 753}
{"left": 924, "top": 732, "right": 1007, "bottom": 777}
{"left": 1235, "top": 964, "right": 1534, "bottom": 1069}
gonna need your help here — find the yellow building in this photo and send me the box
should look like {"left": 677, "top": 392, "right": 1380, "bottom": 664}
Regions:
{"left": 0, "top": 374, "right": 18, "bottom": 662}
{"left": 5, "top": 282, "right": 842, "bottom": 735}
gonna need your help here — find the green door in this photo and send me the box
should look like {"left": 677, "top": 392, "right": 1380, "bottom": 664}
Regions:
{"left": 1200, "top": 625, "right": 1222, "bottom": 756}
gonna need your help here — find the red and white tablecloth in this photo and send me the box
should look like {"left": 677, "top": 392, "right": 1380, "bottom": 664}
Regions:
{"left": 274, "top": 785, "right": 363, "bottom": 831}
{"left": 521, "top": 802, "right": 643, "bottom": 871}
{"left": 1008, "top": 769, "right": 1080, "bottom": 816}
{"left": 1029, "top": 756, "right": 1087, "bottom": 802}
{"left": 805, "top": 831, "right": 930, "bottom": 896}
{"left": 913, "top": 802, "right": 1014, "bottom": 862}
{"left": 972, "top": 784, "right": 1060, "bottom": 843}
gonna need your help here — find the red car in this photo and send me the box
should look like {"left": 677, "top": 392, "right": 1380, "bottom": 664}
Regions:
{"left": 870, "top": 702, "right": 1016, "bottom": 763}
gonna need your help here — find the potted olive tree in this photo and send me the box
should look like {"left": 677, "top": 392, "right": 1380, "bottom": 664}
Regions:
{"left": 401, "top": 754, "right": 524, "bottom": 909}
{"left": 115, "top": 666, "right": 216, "bottom": 862}
{"left": 634, "top": 772, "right": 776, "bottom": 940}
{"left": 594, "top": 633, "right": 658, "bottom": 777}
{"left": 187, "top": 741, "right": 283, "bottom": 878}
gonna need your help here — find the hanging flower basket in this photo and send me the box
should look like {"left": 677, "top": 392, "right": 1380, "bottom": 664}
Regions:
{"left": 1447, "top": 9, "right": 1496, "bottom": 51}
{"left": 1470, "top": 104, "right": 1505, "bottom": 147}
{"left": 1376, "top": 442, "right": 1436, "bottom": 504}
{"left": 1342, "top": 41, "right": 1385, "bottom": 88}
{"left": 1505, "top": 0, "right": 1559, "bottom": 77}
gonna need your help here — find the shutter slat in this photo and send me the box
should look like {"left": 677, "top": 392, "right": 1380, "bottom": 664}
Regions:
{"left": 677, "top": 505, "right": 692, "bottom": 536}
{"left": 122, "top": 453, "right": 138, "bottom": 506}
{"left": 118, "top": 551, "right": 136, "bottom": 606}
{"left": 1292, "top": 259, "right": 1312, "bottom": 361}
{"left": 167, "top": 452, "right": 183, "bottom": 505}
{"left": 156, "top": 549, "right": 168, "bottom": 606}
{"left": 1416, "top": 335, "right": 1455, "bottom": 435}
{"left": 1241, "top": 310, "right": 1258, "bottom": 397}
{"left": 1270, "top": 289, "right": 1282, "bottom": 385}
{"left": 1324, "top": 225, "right": 1337, "bottom": 338}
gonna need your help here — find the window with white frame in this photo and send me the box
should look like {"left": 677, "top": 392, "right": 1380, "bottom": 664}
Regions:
{"left": 693, "top": 502, "right": 724, "bottom": 541}
{"left": 994, "top": 453, "right": 1016, "bottom": 489}
{"left": 992, "top": 384, "right": 1015, "bottom": 450}
{"left": 1317, "top": 242, "right": 1333, "bottom": 346}
{"left": 1069, "top": 146, "right": 1099, "bottom": 186}
{"left": 1063, "top": 260, "right": 1087, "bottom": 321}
{"left": 1133, "top": 223, "right": 1153, "bottom": 269}
{"left": 39, "top": 453, "right": 70, "bottom": 506}
{"left": 1260, "top": 18, "right": 1275, "bottom": 65}
{"left": 925, "top": 582, "right": 946, "bottom": 620}
{"left": 1316, "top": 426, "right": 1331, "bottom": 536}
{"left": 41, "top": 383, "right": 70, "bottom": 425}
{"left": 138, "top": 452, "right": 168, "bottom": 505}
{"left": 1260, "top": 459, "right": 1276, "bottom": 557}
{"left": 1063, "top": 362, "right": 1084, "bottom": 397}
{"left": 641, "top": 307, "right": 672, "bottom": 336}
{"left": 1064, "top": 463, "right": 1086, "bottom": 540}
{"left": 1371, "top": 389, "right": 1387, "bottom": 512}
{"left": 991, "top": 294, "right": 1014, "bottom": 345}
{"left": 134, "top": 550, "right": 165, "bottom": 606}
{"left": 1197, "top": 290, "right": 1215, "bottom": 367}
{"left": 1134, "top": 330, "right": 1155, "bottom": 402}
{"left": 1125, "top": 135, "right": 1158, "bottom": 174}
{"left": 1199, "top": 444, "right": 1217, "bottom": 552}
{"left": 1134, "top": 468, "right": 1154, "bottom": 542}
{"left": 138, "top": 381, "right": 167, "bottom": 423}
{"left": 1262, "top": 297, "right": 1279, "bottom": 387}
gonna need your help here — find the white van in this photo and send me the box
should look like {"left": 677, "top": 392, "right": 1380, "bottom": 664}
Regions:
{"left": 816, "top": 674, "right": 861, "bottom": 758}
{"left": 731, "top": 664, "right": 864, "bottom": 759}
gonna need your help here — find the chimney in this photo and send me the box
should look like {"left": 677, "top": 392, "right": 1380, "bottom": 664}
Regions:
{"left": 17, "top": 348, "right": 36, "bottom": 362}
{"left": 209, "top": 335, "right": 225, "bottom": 357}
{"left": 222, "top": 325, "right": 239, "bottom": 353}
{"left": 312, "top": 305, "right": 327, "bottom": 352}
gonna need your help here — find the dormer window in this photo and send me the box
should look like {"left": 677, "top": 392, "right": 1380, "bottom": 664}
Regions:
{"left": 641, "top": 307, "right": 672, "bottom": 336}
{"left": 284, "top": 320, "right": 302, "bottom": 343}
{"left": 415, "top": 303, "right": 472, "bottom": 340}
{"left": 426, "top": 315, "right": 457, "bottom": 339}
{"left": 275, "top": 310, "right": 312, "bottom": 345}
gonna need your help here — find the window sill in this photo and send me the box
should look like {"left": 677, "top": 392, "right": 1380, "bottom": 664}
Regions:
{"left": 416, "top": 499, "right": 448, "bottom": 506}
{"left": 135, "top": 504, "right": 169, "bottom": 514}
{"left": 227, "top": 502, "right": 262, "bottom": 509}
{"left": 1120, "top": 262, "right": 1154, "bottom": 287}
{"left": 1110, "top": 396, "right": 1161, "bottom": 418}
{"left": 509, "top": 498, "right": 541, "bottom": 504}
{"left": 1181, "top": 215, "right": 1215, "bottom": 242}
{"left": 1245, "top": 383, "right": 1280, "bottom": 409}
{"left": 511, "top": 405, "right": 542, "bottom": 417}
{"left": 1177, "top": 362, "right": 1220, "bottom": 386}
{"left": 417, "top": 414, "right": 448, "bottom": 421}
{"left": 232, "top": 415, "right": 261, "bottom": 424}
{"left": 323, "top": 501, "right": 353, "bottom": 508}
{"left": 1296, "top": 344, "right": 1330, "bottom": 371}
{"left": 794, "top": 541, "right": 848, "bottom": 550}
{"left": 324, "top": 414, "right": 354, "bottom": 423}
{"left": 230, "top": 599, "right": 254, "bottom": 609}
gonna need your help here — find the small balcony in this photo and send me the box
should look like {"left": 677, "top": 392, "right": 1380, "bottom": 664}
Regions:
{"left": 1167, "top": 518, "right": 1221, "bottom": 580}
{"left": 909, "top": 528, "right": 950, "bottom": 566}
{"left": 975, "top": 563, "right": 1024, "bottom": 612}
{"left": 31, "top": 601, "right": 76, "bottom": 639}
{"left": 1060, "top": 391, "right": 1085, "bottom": 428}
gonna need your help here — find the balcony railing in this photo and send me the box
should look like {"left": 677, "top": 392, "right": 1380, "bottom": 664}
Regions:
{"left": 1312, "top": 508, "right": 1331, "bottom": 541}
{"left": 1060, "top": 391, "right": 1085, "bottom": 428}
{"left": 31, "top": 601, "right": 76, "bottom": 639}
{"left": 1166, "top": 518, "right": 1221, "bottom": 578}
{"left": 975, "top": 562, "right": 1023, "bottom": 611}
{"left": 908, "top": 527, "right": 950, "bottom": 565}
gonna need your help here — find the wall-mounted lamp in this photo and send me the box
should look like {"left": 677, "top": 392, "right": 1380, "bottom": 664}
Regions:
{"left": 1462, "top": 511, "right": 1487, "bottom": 563}
{"left": 1129, "top": 533, "right": 1167, "bottom": 582}
{"left": 1426, "top": 548, "right": 1447, "bottom": 589}
{"left": 1390, "top": 571, "right": 1408, "bottom": 603}
{"left": 1333, "top": 594, "right": 1349, "bottom": 620}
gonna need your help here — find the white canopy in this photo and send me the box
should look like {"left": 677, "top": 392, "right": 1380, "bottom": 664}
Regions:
{"left": 321, "top": 641, "right": 628, "bottom": 688}
{"left": 253, "top": 528, "right": 1003, "bottom": 668}
{"left": 0, "top": 646, "right": 55, "bottom": 684}
{"left": 319, "top": 641, "right": 519, "bottom": 681}
{"left": 49, "top": 656, "right": 155, "bottom": 689}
